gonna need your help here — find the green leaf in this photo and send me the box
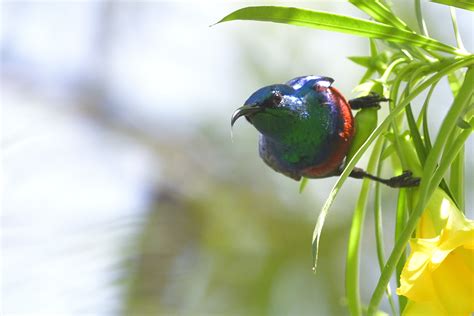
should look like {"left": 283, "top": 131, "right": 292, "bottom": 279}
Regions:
{"left": 348, "top": 56, "right": 372, "bottom": 68}
{"left": 349, "top": 0, "right": 410, "bottom": 30}
{"left": 397, "top": 133, "right": 423, "bottom": 176}
{"left": 346, "top": 108, "right": 378, "bottom": 163}
{"left": 450, "top": 6, "right": 466, "bottom": 50}
{"left": 346, "top": 137, "right": 384, "bottom": 316}
{"left": 405, "top": 67, "right": 461, "bottom": 207}
{"left": 313, "top": 57, "right": 469, "bottom": 273}
{"left": 381, "top": 143, "right": 396, "bottom": 161}
{"left": 394, "top": 189, "right": 408, "bottom": 311}
{"left": 299, "top": 177, "right": 309, "bottom": 193}
{"left": 373, "top": 143, "right": 397, "bottom": 316}
{"left": 457, "top": 118, "right": 471, "bottom": 129}
{"left": 406, "top": 104, "right": 428, "bottom": 164}
{"left": 430, "top": 0, "right": 474, "bottom": 11}
{"left": 450, "top": 147, "right": 465, "bottom": 211}
{"left": 217, "top": 6, "right": 463, "bottom": 55}
{"left": 315, "top": 55, "right": 473, "bottom": 281}
{"left": 447, "top": 70, "right": 465, "bottom": 96}
{"left": 368, "top": 63, "right": 474, "bottom": 315}
{"left": 419, "top": 82, "right": 438, "bottom": 150}
{"left": 349, "top": 52, "right": 390, "bottom": 78}
{"left": 415, "top": 0, "right": 430, "bottom": 36}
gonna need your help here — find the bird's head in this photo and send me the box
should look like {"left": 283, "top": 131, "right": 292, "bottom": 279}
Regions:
{"left": 231, "top": 84, "right": 305, "bottom": 139}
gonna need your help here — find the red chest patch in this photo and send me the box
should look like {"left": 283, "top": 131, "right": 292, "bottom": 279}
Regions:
{"left": 302, "top": 86, "right": 355, "bottom": 178}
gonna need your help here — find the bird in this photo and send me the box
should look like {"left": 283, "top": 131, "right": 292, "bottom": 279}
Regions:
{"left": 231, "top": 75, "right": 419, "bottom": 188}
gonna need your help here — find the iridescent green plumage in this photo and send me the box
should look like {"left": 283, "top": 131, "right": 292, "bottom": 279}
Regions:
{"left": 232, "top": 76, "right": 352, "bottom": 180}
{"left": 232, "top": 75, "right": 420, "bottom": 187}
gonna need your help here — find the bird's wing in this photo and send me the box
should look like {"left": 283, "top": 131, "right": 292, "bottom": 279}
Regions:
{"left": 285, "top": 75, "right": 334, "bottom": 90}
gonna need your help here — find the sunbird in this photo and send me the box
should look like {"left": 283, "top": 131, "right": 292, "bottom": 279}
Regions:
{"left": 231, "top": 75, "right": 419, "bottom": 188}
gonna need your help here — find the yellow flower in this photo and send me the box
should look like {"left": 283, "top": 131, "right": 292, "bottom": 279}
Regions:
{"left": 397, "top": 188, "right": 474, "bottom": 315}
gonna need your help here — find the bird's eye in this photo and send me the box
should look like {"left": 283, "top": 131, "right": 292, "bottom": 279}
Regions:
{"left": 267, "top": 91, "right": 282, "bottom": 107}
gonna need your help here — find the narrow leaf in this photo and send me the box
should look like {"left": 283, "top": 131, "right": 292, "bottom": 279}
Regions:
{"left": 406, "top": 104, "right": 427, "bottom": 163}
{"left": 415, "top": 0, "right": 430, "bottom": 36}
{"left": 368, "top": 64, "right": 474, "bottom": 315}
{"left": 346, "top": 137, "right": 384, "bottom": 316}
{"left": 430, "top": 0, "right": 474, "bottom": 11}
{"left": 447, "top": 70, "right": 465, "bottom": 96}
{"left": 450, "top": 148, "right": 465, "bottom": 211}
{"left": 346, "top": 108, "right": 378, "bottom": 163}
{"left": 450, "top": 7, "right": 466, "bottom": 50}
{"left": 349, "top": 0, "right": 410, "bottom": 30}
{"left": 348, "top": 56, "right": 372, "bottom": 68}
{"left": 394, "top": 189, "right": 408, "bottom": 311}
{"left": 374, "top": 144, "right": 397, "bottom": 315}
{"left": 299, "top": 177, "right": 309, "bottom": 193}
{"left": 315, "top": 56, "right": 473, "bottom": 277}
{"left": 217, "top": 6, "right": 462, "bottom": 55}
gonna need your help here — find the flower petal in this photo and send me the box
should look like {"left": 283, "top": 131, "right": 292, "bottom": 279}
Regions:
{"left": 431, "top": 247, "right": 474, "bottom": 314}
{"left": 402, "top": 299, "right": 446, "bottom": 316}
{"left": 397, "top": 239, "right": 438, "bottom": 301}
{"left": 398, "top": 187, "right": 474, "bottom": 314}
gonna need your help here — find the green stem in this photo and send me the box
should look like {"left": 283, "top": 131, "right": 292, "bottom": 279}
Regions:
{"left": 374, "top": 142, "right": 397, "bottom": 316}
{"left": 436, "top": 126, "right": 472, "bottom": 196}
{"left": 404, "top": 65, "right": 431, "bottom": 164}
{"left": 367, "top": 65, "right": 474, "bottom": 316}
{"left": 450, "top": 147, "right": 465, "bottom": 212}
{"left": 389, "top": 62, "right": 422, "bottom": 168}
{"left": 348, "top": 0, "right": 411, "bottom": 31}
{"left": 415, "top": 0, "right": 429, "bottom": 36}
{"left": 346, "top": 137, "right": 384, "bottom": 316}
{"left": 416, "top": 80, "right": 439, "bottom": 130}
{"left": 394, "top": 189, "right": 407, "bottom": 312}
{"left": 311, "top": 56, "right": 473, "bottom": 273}
{"left": 380, "top": 57, "right": 407, "bottom": 83}
{"left": 450, "top": 7, "right": 466, "bottom": 52}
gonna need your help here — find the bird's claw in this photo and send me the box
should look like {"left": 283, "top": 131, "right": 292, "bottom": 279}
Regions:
{"left": 385, "top": 170, "right": 420, "bottom": 188}
{"left": 349, "top": 93, "right": 390, "bottom": 110}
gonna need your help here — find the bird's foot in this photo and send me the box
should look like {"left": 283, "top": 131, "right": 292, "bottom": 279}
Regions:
{"left": 349, "top": 92, "right": 390, "bottom": 110}
{"left": 349, "top": 168, "right": 420, "bottom": 188}
{"left": 383, "top": 170, "right": 420, "bottom": 188}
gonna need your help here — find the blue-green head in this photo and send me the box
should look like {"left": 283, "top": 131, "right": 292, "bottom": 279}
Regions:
{"left": 231, "top": 76, "right": 354, "bottom": 179}
{"left": 231, "top": 84, "right": 311, "bottom": 141}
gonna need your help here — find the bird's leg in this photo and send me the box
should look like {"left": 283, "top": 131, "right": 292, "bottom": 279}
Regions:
{"left": 349, "top": 167, "right": 420, "bottom": 188}
{"left": 348, "top": 92, "right": 389, "bottom": 110}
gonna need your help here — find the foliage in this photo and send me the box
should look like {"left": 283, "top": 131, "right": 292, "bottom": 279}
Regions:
{"left": 430, "top": 0, "right": 474, "bottom": 11}
{"left": 219, "top": 1, "right": 473, "bottom": 315}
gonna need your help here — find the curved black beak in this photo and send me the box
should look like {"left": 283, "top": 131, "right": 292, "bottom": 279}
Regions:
{"left": 231, "top": 105, "right": 262, "bottom": 127}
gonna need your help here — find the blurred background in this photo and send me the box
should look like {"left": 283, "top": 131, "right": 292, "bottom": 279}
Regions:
{"left": 1, "top": 1, "right": 472, "bottom": 315}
